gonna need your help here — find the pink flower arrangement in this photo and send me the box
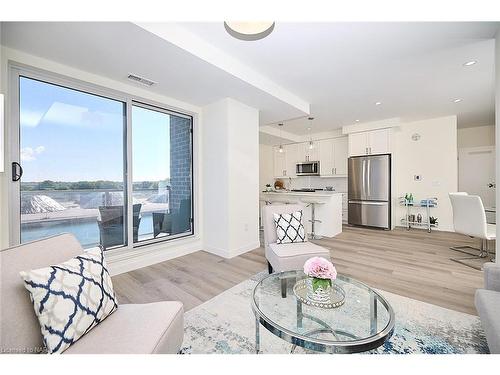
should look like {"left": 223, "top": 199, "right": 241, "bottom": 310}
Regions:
{"left": 303, "top": 257, "right": 337, "bottom": 281}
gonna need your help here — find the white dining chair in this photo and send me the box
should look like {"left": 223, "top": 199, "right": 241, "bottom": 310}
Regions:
{"left": 449, "top": 192, "right": 496, "bottom": 270}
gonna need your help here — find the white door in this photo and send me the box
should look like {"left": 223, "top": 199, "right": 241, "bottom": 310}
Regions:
{"left": 368, "top": 128, "right": 391, "bottom": 155}
{"left": 319, "top": 139, "right": 334, "bottom": 176}
{"left": 348, "top": 132, "right": 368, "bottom": 156}
{"left": 273, "top": 146, "right": 286, "bottom": 177}
{"left": 458, "top": 147, "right": 496, "bottom": 214}
{"left": 333, "top": 137, "right": 348, "bottom": 175}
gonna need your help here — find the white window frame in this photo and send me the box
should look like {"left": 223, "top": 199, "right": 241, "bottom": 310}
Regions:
{"left": 8, "top": 62, "right": 197, "bottom": 251}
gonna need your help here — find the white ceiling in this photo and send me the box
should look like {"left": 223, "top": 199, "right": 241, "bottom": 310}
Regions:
{"left": 1, "top": 22, "right": 499, "bottom": 136}
{"left": 0, "top": 22, "right": 306, "bottom": 125}
{"left": 182, "top": 22, "right": 499, "bottom": 133}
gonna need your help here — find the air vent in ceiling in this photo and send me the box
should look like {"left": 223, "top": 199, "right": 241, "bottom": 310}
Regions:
{"left": 127, "top": 73, "right": 157, "bottom": 87}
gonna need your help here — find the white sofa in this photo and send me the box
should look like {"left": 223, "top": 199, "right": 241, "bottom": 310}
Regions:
{"left": 0, "top": 233, "right": 184, "bottom": 354}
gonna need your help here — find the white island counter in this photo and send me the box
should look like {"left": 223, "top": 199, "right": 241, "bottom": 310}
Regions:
{"left": 260, "top": 191, "right": 343, "bottom": 238}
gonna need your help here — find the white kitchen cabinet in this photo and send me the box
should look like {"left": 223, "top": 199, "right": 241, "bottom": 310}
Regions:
{"left": 319, "top": 139, "right": 334, "bottom": 176}
{"left": 368, "top": 128, "right": 391, "bottom": 155}
{"left": 333, "top": 137, "right": 348, "bottom": 175}
{"left": 348, "top": 128, "right": 391, "bottom": 156}
{"left": 319, "top": 137, "right": 348, "bottom": 177}
{"left": 273, "top": 146, "right": 286, "bottom": 178}
{"left": 298, "top": 141, "right": 320, "bottom": 162}
{"left": 341, "top": 193, "right": 348, "bottom": 224}
{"left": 273, "top": 144, "right": 298, "bottom": 178}
{"left": 348, "top": 132, "right": 369, "bottom": 157}
{"left": 284, "top": 143, "right": 298, "bottom": 178}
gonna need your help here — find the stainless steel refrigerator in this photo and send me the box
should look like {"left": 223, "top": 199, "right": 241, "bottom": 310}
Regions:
{"left": 348, "top": 154, "right": 391, "bottom": 229}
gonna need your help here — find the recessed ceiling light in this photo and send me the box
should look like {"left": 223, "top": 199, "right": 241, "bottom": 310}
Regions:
{"left": 453, "top": 98, "right": 462, "bottom": 103}
{"left": 375, "top": 102, "right": 382, "bottom": 106}
{"left": 463, "top": 60, "right": 477, "bottom": 67}
{"left": 355, "top": 119, "right": 360, "bottom": 122}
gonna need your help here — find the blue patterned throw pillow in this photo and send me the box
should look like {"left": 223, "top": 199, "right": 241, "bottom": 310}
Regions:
{"left": 19, "top": 247, "right": 118, "bottom": 354}
{"left": 273, "top": 210, "right": 307, "bottom": 244}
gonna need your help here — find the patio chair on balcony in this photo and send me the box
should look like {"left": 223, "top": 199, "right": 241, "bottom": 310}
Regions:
{"left": 97, "top": 204, "right": 142, "bottom": 250}
{"left": 153, "top": 199, "right": 191, "bottom": 238}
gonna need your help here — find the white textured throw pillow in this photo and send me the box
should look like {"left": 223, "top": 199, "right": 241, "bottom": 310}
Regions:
{"left": 19, "top": 247, "right": 118, "bottom": 354}
{"left": 273, "top": 210, "right": 307, "bottom": 244}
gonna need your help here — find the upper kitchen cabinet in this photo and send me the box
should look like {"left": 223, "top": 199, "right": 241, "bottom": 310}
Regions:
{"left": 284, "top": 143, "right": 298, "bottom": 178}
{"left": 369, "top": 128, "right": 391, "bottom": 155}
{"left": 273, "top": 146, "right": 287, "bottom": 178}
{"left": 319, "top": 137, "right": 348, "bottom": 177}
{"left": 333, "top": 137, "right": 348, "bottom": 175}
{"left": 298, "top": 141, "right": 320, "bottom": 162}
{"left": 273, "top": 144, "right": 298, "bottom": 178}
{"left": 348, "top": 128, "right": 391, "bottom": 157}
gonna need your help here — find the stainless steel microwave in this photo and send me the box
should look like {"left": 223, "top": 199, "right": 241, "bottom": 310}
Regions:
{"left": 296, "top": 161, "right": 320, "bottom": 176}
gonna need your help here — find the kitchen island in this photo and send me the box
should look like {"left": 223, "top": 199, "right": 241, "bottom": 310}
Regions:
{"left": 260, "top": 190, "right": 343, "bottom": 238}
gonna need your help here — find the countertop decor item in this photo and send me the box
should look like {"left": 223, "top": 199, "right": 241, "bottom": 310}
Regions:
{"left": 300, "top": 257, "right": 339, "bottom": 307}
{"left": 293, "top": 278, "right": 345, "bottom": 309}
{"left": 265, "top": 184, "right": 272, "bottom": 192}
{"left": 274, "top": 180, "right": 284, "bottom": 190}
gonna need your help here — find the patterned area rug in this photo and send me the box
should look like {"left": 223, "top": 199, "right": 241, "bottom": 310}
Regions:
{"left": 181, "top": 272, "right": 489, "bottom": 354}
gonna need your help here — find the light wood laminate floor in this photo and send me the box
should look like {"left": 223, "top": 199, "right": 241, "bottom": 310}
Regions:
{"left": 113, "top": 226, "right": 490, "bottom": 315}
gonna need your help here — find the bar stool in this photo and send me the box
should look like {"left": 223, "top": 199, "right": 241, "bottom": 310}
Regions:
{"left": 301, "top": 199, "right": 324, "bottom": 240}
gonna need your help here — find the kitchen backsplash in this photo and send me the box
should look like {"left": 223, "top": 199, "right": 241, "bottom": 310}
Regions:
{"left": 278, "top": 176, "right": 347, "bottom": 192}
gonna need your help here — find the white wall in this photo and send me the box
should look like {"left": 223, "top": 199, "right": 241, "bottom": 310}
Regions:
{"left": 393, "top": 116, "right": 458, "bottom": 232}
{"left": 203, "top": 98, "right": 260, "bottom": 258}
{"left": 0, "top": 46, "right": 205, "bottom": 275}
{"left": 458, "top": 125, "right": 495, "bottom": 148}
{"left": 259, "top": 144, "right": 274, "bottom": 190}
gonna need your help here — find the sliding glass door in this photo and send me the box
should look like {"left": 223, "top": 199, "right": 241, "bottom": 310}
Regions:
{"left": 11, "top": 68, "right": 194, "bottom": 250}
{"left": 132, "top": 103, "right": 193, "bottom": 244}
{"left": 18, "top": 76, "right": 126, "bottom": 249}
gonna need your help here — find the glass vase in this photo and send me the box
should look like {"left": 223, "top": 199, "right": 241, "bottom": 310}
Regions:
{"left": 306, "top": 277, "right": 332, "bottom": 303}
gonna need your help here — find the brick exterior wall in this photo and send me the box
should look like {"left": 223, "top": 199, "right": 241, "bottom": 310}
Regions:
{"left": 169, "top": 116, "right": 192, "bottom": 215}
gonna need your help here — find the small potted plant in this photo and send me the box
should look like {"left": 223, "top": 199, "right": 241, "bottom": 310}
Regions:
{"left": 303, "top": 257, "right": 337, "bottom": 303}
{"left": 265, "top": 183, "right": 272, "bottom": 192}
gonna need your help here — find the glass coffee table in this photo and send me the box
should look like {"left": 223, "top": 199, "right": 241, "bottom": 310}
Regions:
{"left": 251, "top": 270, "right": 395, "bottom": 353}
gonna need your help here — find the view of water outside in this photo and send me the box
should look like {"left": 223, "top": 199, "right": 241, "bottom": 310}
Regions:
{"left": 20, "top": 187, "right": 169, "bottom": 247}
{"left": 19, "top": 77, "right": 175, "bottom": 249}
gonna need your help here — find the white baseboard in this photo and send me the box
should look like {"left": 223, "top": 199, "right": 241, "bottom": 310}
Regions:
{"left": 205, "top": 241, "right": 261, "bottom": 259}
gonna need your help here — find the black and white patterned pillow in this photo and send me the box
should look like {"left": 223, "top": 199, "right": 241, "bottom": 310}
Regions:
{"left": 273, "top": 210, "right": 307, "bottom": 244}
{"left": 19, "top": 247, "right": 118, "bottom": 354}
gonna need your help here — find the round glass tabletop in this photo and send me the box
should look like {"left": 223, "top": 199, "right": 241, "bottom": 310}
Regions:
{"left": 251, "top": 270, "right": 395, "bottom": 353}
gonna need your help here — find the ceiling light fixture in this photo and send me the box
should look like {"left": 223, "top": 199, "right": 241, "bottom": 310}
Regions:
{"left": 308, "top": 117, "right": 315, "bottom": 149}
{"left": 375, "top": 102, "right": 382, "bottom": 106}
{"left": 278, "top": 123, "right": 284, "bottom": 153}
{"left": 224, "top": 22, "right": 275, "bottom": 41}
{"left": 453, "top": 98, "right": 462, "bottom": 103}
{"left": 463, "top": 60, "right": 477, "bottom": 66}
{"left": 355, "top": 119, "right": 360, "bottom": 122}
